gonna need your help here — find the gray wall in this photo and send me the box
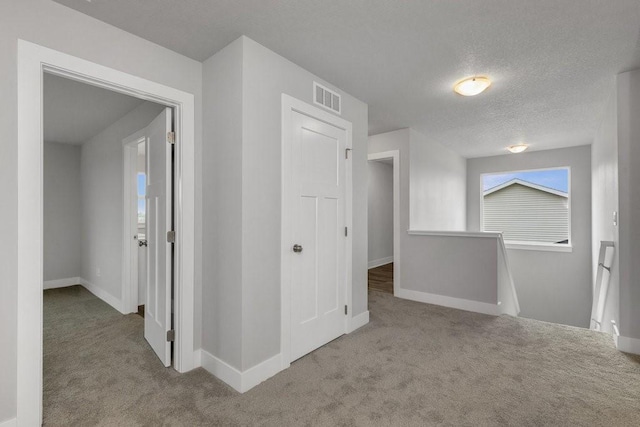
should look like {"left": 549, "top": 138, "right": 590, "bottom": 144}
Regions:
{"left": 369, "top": 129, "right": 473, "bottom": 299}
{"left": 592, "top": 86, "right": 619, "bottom": 335}
{"left": 43, "top": 142, "right": 82, "bottom": 281}
{"left": 241, "top": 37, "right": 368, "bottom": 370}
{"left": 467, "top": 146, "right": 592, "bottom": 327}
{"left": 617, "top": 69, "right": 640, "bottom": 342}
{"left": 80, "top": 102, "right": 163, "bottom": 302}
{"left": 409, "top": 129, "right": 466, "bottom": 231}
{"left": 202, "top": 36, "right": 369, "bottom": 371}
{"left": 368, "top": 161, "right": 394, "bottom": 266}
{"left": 202, "top": 38, "right": 244, "bottom": 369}
{"left": 0, "top": 1, "right": 202, "bottom": 419}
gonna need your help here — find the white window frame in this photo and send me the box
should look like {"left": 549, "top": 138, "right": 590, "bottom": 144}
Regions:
{"left": 480, "top": 166, "right": 572, "bottom": 253}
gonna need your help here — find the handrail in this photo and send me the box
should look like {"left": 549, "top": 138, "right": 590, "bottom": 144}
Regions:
{"left": 497, "top": 234, "right": 520, "bottom": 315}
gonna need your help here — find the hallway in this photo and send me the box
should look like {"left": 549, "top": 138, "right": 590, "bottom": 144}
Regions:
{"left": 44, "top": 286, "right": 640, "bottom": 426}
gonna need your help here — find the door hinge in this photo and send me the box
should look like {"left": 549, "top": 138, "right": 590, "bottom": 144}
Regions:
{"left": 344, "top": 305, "right": 348, "bottom": 315}
{"left": 167, "top": 131, "right": 175, "bottom": 144}
{"left": 167, "top": 230, "right": 176, "bottom": 243}
{"left": 345, "top": 227, "right": 348, "bottom": 237}
{"left": 345, "top": 148, "right": 352, "bottom": 159}
{"left": 166, "top": 330, "right": 175, "bottom": 342}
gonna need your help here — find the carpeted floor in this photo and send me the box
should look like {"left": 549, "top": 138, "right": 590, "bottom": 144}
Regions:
{"left": 44, "top": 285, "right": 640, "bottom": 426}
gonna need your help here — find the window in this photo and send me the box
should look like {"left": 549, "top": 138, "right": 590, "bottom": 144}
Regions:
{"left": 137, "top": 172, "right": 146, "bottom": 238}
{"left": 481, "top": 168, "right": 570, "bottom": 251}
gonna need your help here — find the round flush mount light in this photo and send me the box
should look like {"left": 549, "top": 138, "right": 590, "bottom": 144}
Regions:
{"left": 453, "top": 76, "right": 491, "bottom": 96}
{"left": 507, "top": 143, "right": 529, "bottom": 154}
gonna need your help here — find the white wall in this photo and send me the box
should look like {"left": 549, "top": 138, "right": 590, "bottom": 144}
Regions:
{"left": 591, "top": 86, "right": 619, "bottom": 335}
{"left": 368, "top": 161, "right": 394, "bottom": 266}
{"left": 467, "top": 146, "right": 592, "bottom": 328}
{"left": 409, "top": 129, "right": 466, "bottom": 231}
{"left": 202, "top": 36, "right": 369, "bottom": 372}
{"left": 80, "top": 102, "right": 163, "bottom": 303}
{"left": 616, "top": 69, "right": 640, "bottom": 345}
{"left": 43, "top": 142, "right": 82, "bottom": 282}
{"left": 0, "top": 1, "right": 203, "bottom": 419}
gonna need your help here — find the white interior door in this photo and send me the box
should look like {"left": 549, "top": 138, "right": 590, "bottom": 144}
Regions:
{"left": 289, "top": 110, "right": 347, "bottom": 362}
{"left": 144, "top": 107, "right": 173, "bottom": 366}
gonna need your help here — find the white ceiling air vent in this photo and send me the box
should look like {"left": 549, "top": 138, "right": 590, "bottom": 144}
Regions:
{"left": 313, "top": 82, "right": 341, "bottom": 115}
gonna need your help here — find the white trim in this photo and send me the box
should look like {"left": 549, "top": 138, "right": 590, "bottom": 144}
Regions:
{"left": 505, "top": 241, "right": 573, "bottom": 253}
{"left": 0, "top": 418, "right": 16, "bottom": 427}
{"left": 346, "top": 310, "right": 370, "bottom": 333}
{"left": 408, "top": 230, "right": 502, "bottom": 239}
{"left": 17, "top": 40, "right": 196, "bottom": 426}
{"left": 200, "top": 350, "right": 242, "bottom": 392}
{"left": 122, "top": 131, "right": 147, "bottom": 314}
{"left": 199, "top": 350, "right": 283, "bottom": 393}
{"left": 395, "top": 288, "right": 500, "bottom": 316}
{"left": 79, "top": 278, "right": 125, "bottom": 314}
{"left": 368, "top": 257, "right": 393, "bottom": 269}
{"left": 368, "top": 150, "right": 401, "bottom": 295}
{"left": 484, "top": 178, "right": 568, "bottom": 197}
{"left": 43, "top": 277, "right": 81, "bottom": 290}
{"left": 281, "top": 94, "right": 353, "bottom": 370}
{"left": 497, "top": 235, "right": 521, "bottom": 315}
{"left": 616, "top": 335, "right": 640, "bottom": 355}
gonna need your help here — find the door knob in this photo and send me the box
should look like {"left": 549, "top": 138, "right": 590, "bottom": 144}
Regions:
{"left": 293, "top": 244, "right": 303, "bottom": 253}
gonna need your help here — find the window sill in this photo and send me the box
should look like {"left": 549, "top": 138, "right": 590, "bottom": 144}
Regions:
{"left": 504, "top": 241, "right": 573, "bottom": 253}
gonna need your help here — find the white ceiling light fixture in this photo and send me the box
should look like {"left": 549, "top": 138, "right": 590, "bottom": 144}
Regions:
{"left": 453, "top": 76, "right": 491, "bottom": 96}
{"left": 507, "top": 143, "right": 529, "bottom": 154}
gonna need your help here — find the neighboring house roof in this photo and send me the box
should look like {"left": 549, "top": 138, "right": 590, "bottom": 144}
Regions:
{"left": 483, "top": 179, "right": 568, "bottom": 198}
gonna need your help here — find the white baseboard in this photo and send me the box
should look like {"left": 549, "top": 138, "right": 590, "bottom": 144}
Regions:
{"left": 79, "top": 278, "right": 124, "bottom": 314}
{"left": 43, "top": 277, "right": 81, "bottom": 289}
{"left": 347, "top": 310, "right": 370, "bottom": 333}
{"left": 193, "top": 349, "right": 202, "bottom": 368}
{"left": 0, "top": 418, "right": 16, "bottom": 427}
{"left": 199, "top": 350, "right": 283, "bottom": 393}
{"left": 368, "top": 257, "right": 393, "bottom": 269}
{"left": 395, "top": 288, "right": 500, "bottom": 316}
{"left": 616, "top": 335, "right": 640, "bottom": 355}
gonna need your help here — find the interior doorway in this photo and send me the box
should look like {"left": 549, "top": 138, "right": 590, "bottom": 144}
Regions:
{"left": 367, "top": 151, "right": 400, "bottom": 296}
{"left": 17, "top": 40, "right": 196, "bottom": 426}
{"left": 41, "top": 71, "right": 177, "bottom": 420}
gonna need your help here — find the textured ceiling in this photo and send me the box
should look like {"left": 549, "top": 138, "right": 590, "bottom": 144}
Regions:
{"left": 52, "top": 0, "right": 640, "bottom": 157}
{"left": 44, "top": 73, "right": 144, "bottom": 145}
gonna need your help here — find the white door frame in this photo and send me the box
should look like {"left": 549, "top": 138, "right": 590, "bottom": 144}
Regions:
{"left": 280, "top": 94, "right": 353, "bottom": 369}
{"left": 17, "top": 40, "right": 196, "bottom": 425}
{"left": 367, "top": 151, "right": 401, "bottom": 296}
{"left": 123, "top": 131, "right": 147, "bottom": 313}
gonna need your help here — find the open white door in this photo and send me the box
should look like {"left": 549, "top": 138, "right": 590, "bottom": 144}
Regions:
{"left": 289, "top": 110, "right": 347, "bottom": 362}
{"left": 144, "top": 107, "right": 173, "bottom": 366}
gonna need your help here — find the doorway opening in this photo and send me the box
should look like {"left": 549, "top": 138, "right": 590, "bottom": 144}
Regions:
{"left": 42, "top": 71, "right": 177, "bottom": 421}
{"left": 17, "top": 40, "right": 196, "bottom": 426}
{"left": 367, "top": 151, "right": 400, "bottom": 296}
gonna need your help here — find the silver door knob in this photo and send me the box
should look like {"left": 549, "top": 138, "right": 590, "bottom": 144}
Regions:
{"left": 293, "top": 244, "right": 303, "bottom": 253}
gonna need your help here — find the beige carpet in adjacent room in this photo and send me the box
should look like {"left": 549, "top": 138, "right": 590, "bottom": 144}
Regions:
{"left": 44, "top": 286, "right": 640, "bottom": 426}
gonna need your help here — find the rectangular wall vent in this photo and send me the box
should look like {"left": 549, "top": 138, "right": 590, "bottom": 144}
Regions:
{"left": 313, "top": 82, "right": 341, "bottom": 115}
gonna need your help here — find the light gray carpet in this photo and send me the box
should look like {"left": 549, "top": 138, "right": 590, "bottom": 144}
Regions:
{"left": 44, "top": 286, "right": 640, "bottom": 426}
